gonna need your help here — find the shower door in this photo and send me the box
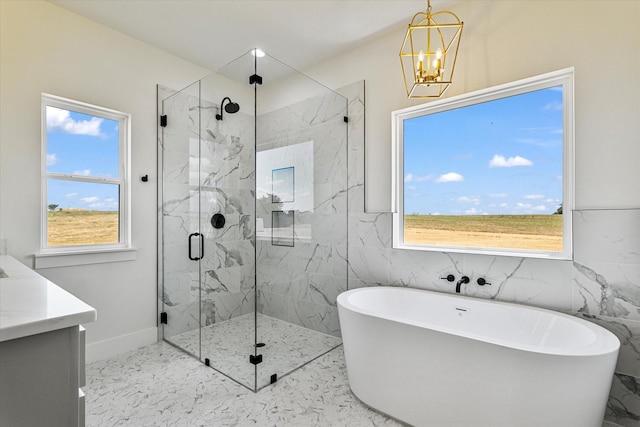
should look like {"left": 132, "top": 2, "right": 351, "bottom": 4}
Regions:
{"left": 159, "top": 74, "right": 258, "bottom": 390}
{"left": 158, "top": 81, "right": 203, "bottom": 358}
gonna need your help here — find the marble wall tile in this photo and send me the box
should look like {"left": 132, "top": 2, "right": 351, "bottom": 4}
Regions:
{"left": 312, "top": 213, "right": 348, "bottom": 246}
{"left": 461, "top": 255, "right": 575, "bottom": 311}
{"left": 573, "top": 261, "right": 640, "bottom": 321}
{"left": 258, "top": 290, "right": 341, "bottom": 337}
{"left": 579, "top": 314, "right": 640, "bottom": 378}
{"left": 606, "top": 373, "right": 640, "bottom": 427}
{"left": 308, "top": 272, "right": 347, "bottom": 307}
{"left": 574, "top": 209, "right": 640, "bottom": 265}
{"left": 387, "top": 248, "right": 461, "bottom": 290}
{"left": 349, "top": 212, "right": 392, "bottom": 248}
{"left": 257, "top": 264, "right": 310, "bottom": 301}
{"left": 348, "top": 246, "right": 390, "bottom": 284}
{"left": 162, "top": 271, "right": 193, "bottom": 306}
{"left": 201, "top": 289, "right": 254, "bottom": 326}
{"left": 255, "top": 86, "right": 349, "bottom": 335}
{"left": 201, "top": 264, "right": 254, "bottom": 295}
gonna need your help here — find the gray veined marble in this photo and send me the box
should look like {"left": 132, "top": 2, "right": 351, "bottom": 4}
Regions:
{"left": 168, "top": 313, "right": 341, "bottom": 390}
{"left": 85, "top": 343, "right": 403, "bottom": 427}
{"left": 574, "top": 261, "right": 640, "bottom": 321}
{"left": 85, "top": 342, "right": 616, "bottom": 427}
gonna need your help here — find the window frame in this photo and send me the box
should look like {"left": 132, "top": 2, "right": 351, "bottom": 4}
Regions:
{"left": 39, "top": 93, "right": 132, "bottom": 260}
{"left": 392, "top": 68, "right": 574, "bottom": 259}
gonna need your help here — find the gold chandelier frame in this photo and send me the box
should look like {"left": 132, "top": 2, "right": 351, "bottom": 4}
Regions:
{"left": 400, "top": 1, "right": 463, "bottom": 98}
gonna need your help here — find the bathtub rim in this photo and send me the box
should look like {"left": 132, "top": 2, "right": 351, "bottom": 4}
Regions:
{"left": 337, "top": 286, "right": 620, "bottom": 358}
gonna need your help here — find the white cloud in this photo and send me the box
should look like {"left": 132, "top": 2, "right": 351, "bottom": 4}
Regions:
{"left": 514, "top": 203, "right": 547, "bottom": 212}
{"left": 489, "top": 193, "right": 508, "bottom": 199}
{"left": 436, "top": 172, "right": 464, "bottom": 183}
{"left": 457, "top": 195, "right": 481, "bottom": 204}
{"left": 488, "top": 154, "right": 533, "bottom": 168}
{"left": 73, "top": 169, "right": 91, "bottom": 176}
{"left": 524, "top": 194, "right": 544, "bottom": 200}
{"left": 465, "top": 207, "right": 481, "bottom": 215}
{"left": 81, "top": 196, "right": 99, "bottom": 203}
{"left": 65, "top": 193, "right": 78, "bottom": 198}
{"left": 46, "top": 153, "right": 58, "bottom": 166}
{"left": 46, "top": 106, "right": 104, "bottom": 136}
{"left": 405, "top": 173, "right": 432, "bottom": 182}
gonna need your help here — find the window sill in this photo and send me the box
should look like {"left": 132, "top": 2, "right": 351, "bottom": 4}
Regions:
{"left": 393, "top": 242, "right": 572, "bottom": 261}
{"left": 34, "top": 247, "right": 137, "bottom": 269}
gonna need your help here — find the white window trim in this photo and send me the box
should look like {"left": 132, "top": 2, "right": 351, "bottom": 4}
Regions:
{"left": 392, "top": 68, "right": 575, "bottom": 260}
{"left": 36, "top": 94, "right": 134, "bottom": 267}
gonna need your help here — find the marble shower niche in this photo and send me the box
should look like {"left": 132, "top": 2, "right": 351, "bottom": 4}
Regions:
{"left": 157, "top": 51, "right": 348, "bottom": 391}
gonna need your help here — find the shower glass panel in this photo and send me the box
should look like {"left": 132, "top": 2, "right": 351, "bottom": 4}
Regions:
{"left": 158, "top": 80, "right": 202, "bottom": 358}
{"left": 159, "top": 50, "right": 347, "bottom": 392}
{"left": 250, "top": 54, "right": 348, "bottom": 390}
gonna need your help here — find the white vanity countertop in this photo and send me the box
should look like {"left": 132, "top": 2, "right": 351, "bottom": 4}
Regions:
{"left": 0, "top": 255, "right": 97, "bottom": 342}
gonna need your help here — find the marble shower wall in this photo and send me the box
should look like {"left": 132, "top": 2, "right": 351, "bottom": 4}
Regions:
{"left": 343, "top": 79, "right": 640, "bottom": 426}
{"left": 255, "top": 89, "right": 348, "bottom": 337}
{"left": 160, "top": 86, "right": 255, "bottom": 339}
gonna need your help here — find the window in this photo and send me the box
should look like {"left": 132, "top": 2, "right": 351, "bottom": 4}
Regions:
{"left": 392, "top": 68, "right": 574, "bottom": 259}
{"left": 40, "top": 94, "right": 131, "bottom": 256}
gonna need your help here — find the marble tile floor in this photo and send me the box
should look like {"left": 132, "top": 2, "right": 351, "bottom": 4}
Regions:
{"left": 167, "top": 313, "right": 343, "bottom": 390}
{"left": 85, "top": 341, "right": 620, "bottom": 427}
{"left": 84, "top": 341, "right": 403, "bottom": 426}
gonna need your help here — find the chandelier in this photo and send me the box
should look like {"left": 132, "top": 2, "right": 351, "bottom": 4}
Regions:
{"left": 399, "top": 0, "right": 463, "bottom": 98}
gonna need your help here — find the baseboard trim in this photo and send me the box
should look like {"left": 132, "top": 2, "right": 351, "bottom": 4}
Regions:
{"left": 85, "top": 327, "right": 158, "bottom": 364}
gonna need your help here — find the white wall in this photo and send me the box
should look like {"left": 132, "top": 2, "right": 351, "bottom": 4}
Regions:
{"left": 307, "top": 1, "right": 640, "bottom": 212}
{"left": 0, "top": 0, "right": 208, "bottom": 355}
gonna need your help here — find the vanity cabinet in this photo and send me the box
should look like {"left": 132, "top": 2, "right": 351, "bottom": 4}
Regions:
{"left": 0, "top": 255, "right": 96, "bottom": 427}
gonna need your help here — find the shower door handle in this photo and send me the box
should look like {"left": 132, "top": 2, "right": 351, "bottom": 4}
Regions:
{"left": 188, "top": 232, "right": 203, "bottom": 261}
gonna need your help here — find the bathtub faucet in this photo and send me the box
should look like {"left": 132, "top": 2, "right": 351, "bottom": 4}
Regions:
{"left": 456, "top": 276, "right": 470, "bottom": 293}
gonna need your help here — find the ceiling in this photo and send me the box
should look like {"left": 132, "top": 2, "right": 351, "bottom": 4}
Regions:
{"left": 49, "top": 0, "right": 444, "bottom": 73}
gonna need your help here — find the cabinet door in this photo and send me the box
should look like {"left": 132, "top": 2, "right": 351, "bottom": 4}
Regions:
{"left": 0, "top": 326, "right": 80, "bottom": 427}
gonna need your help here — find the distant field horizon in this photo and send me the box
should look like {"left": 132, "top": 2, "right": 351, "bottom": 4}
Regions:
{"left": 47, "top": 210, "right": 563, "bottom": 252}
{"left": 404, "top": 214, "right": 563, "bottom": 251}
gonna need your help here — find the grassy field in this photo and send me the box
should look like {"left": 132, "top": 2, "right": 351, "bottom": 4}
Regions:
{"left": 405, "top": 214, "right": 563, "bottom": 251}
{"left": 47, "top": 210, "right": 561, "bottom": 251}
{"left": 48, "top": 210, "right": 119, "bottom": 246}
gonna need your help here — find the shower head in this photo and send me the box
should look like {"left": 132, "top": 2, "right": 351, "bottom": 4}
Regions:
{"left": 216, "top": 97, "right": 240, "bottom": 120}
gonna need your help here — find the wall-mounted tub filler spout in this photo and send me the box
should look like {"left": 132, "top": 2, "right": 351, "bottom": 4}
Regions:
{"left": 456, "top": 276, "right": 470, "bottom": 293}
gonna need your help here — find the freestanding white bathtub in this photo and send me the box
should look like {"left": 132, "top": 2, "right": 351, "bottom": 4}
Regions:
{"left": 337, "top": 286, "right": 620, "bottom": 427}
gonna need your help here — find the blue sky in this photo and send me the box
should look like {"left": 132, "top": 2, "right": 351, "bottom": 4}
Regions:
{"left": 403, "top": 86, "right": 563, "bottom": 215}
{"left": 46, "top": 107, "right": 120, "bottom": 211}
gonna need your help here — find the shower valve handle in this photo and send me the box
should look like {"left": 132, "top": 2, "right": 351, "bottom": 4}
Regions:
{"left": 441, "top": 274, "right": 455, "bottom": 282}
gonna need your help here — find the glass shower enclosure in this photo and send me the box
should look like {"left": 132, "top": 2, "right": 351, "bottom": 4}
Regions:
{"left": 157, "top": 50, "right": 348, "bottom": 391}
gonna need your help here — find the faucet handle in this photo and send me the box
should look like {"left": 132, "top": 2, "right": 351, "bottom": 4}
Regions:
{"left": 440, "top": 274, "right": 455, "bottom": 282}
{"left": 477, "top": 278, "right": 491, "bottom": 286}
